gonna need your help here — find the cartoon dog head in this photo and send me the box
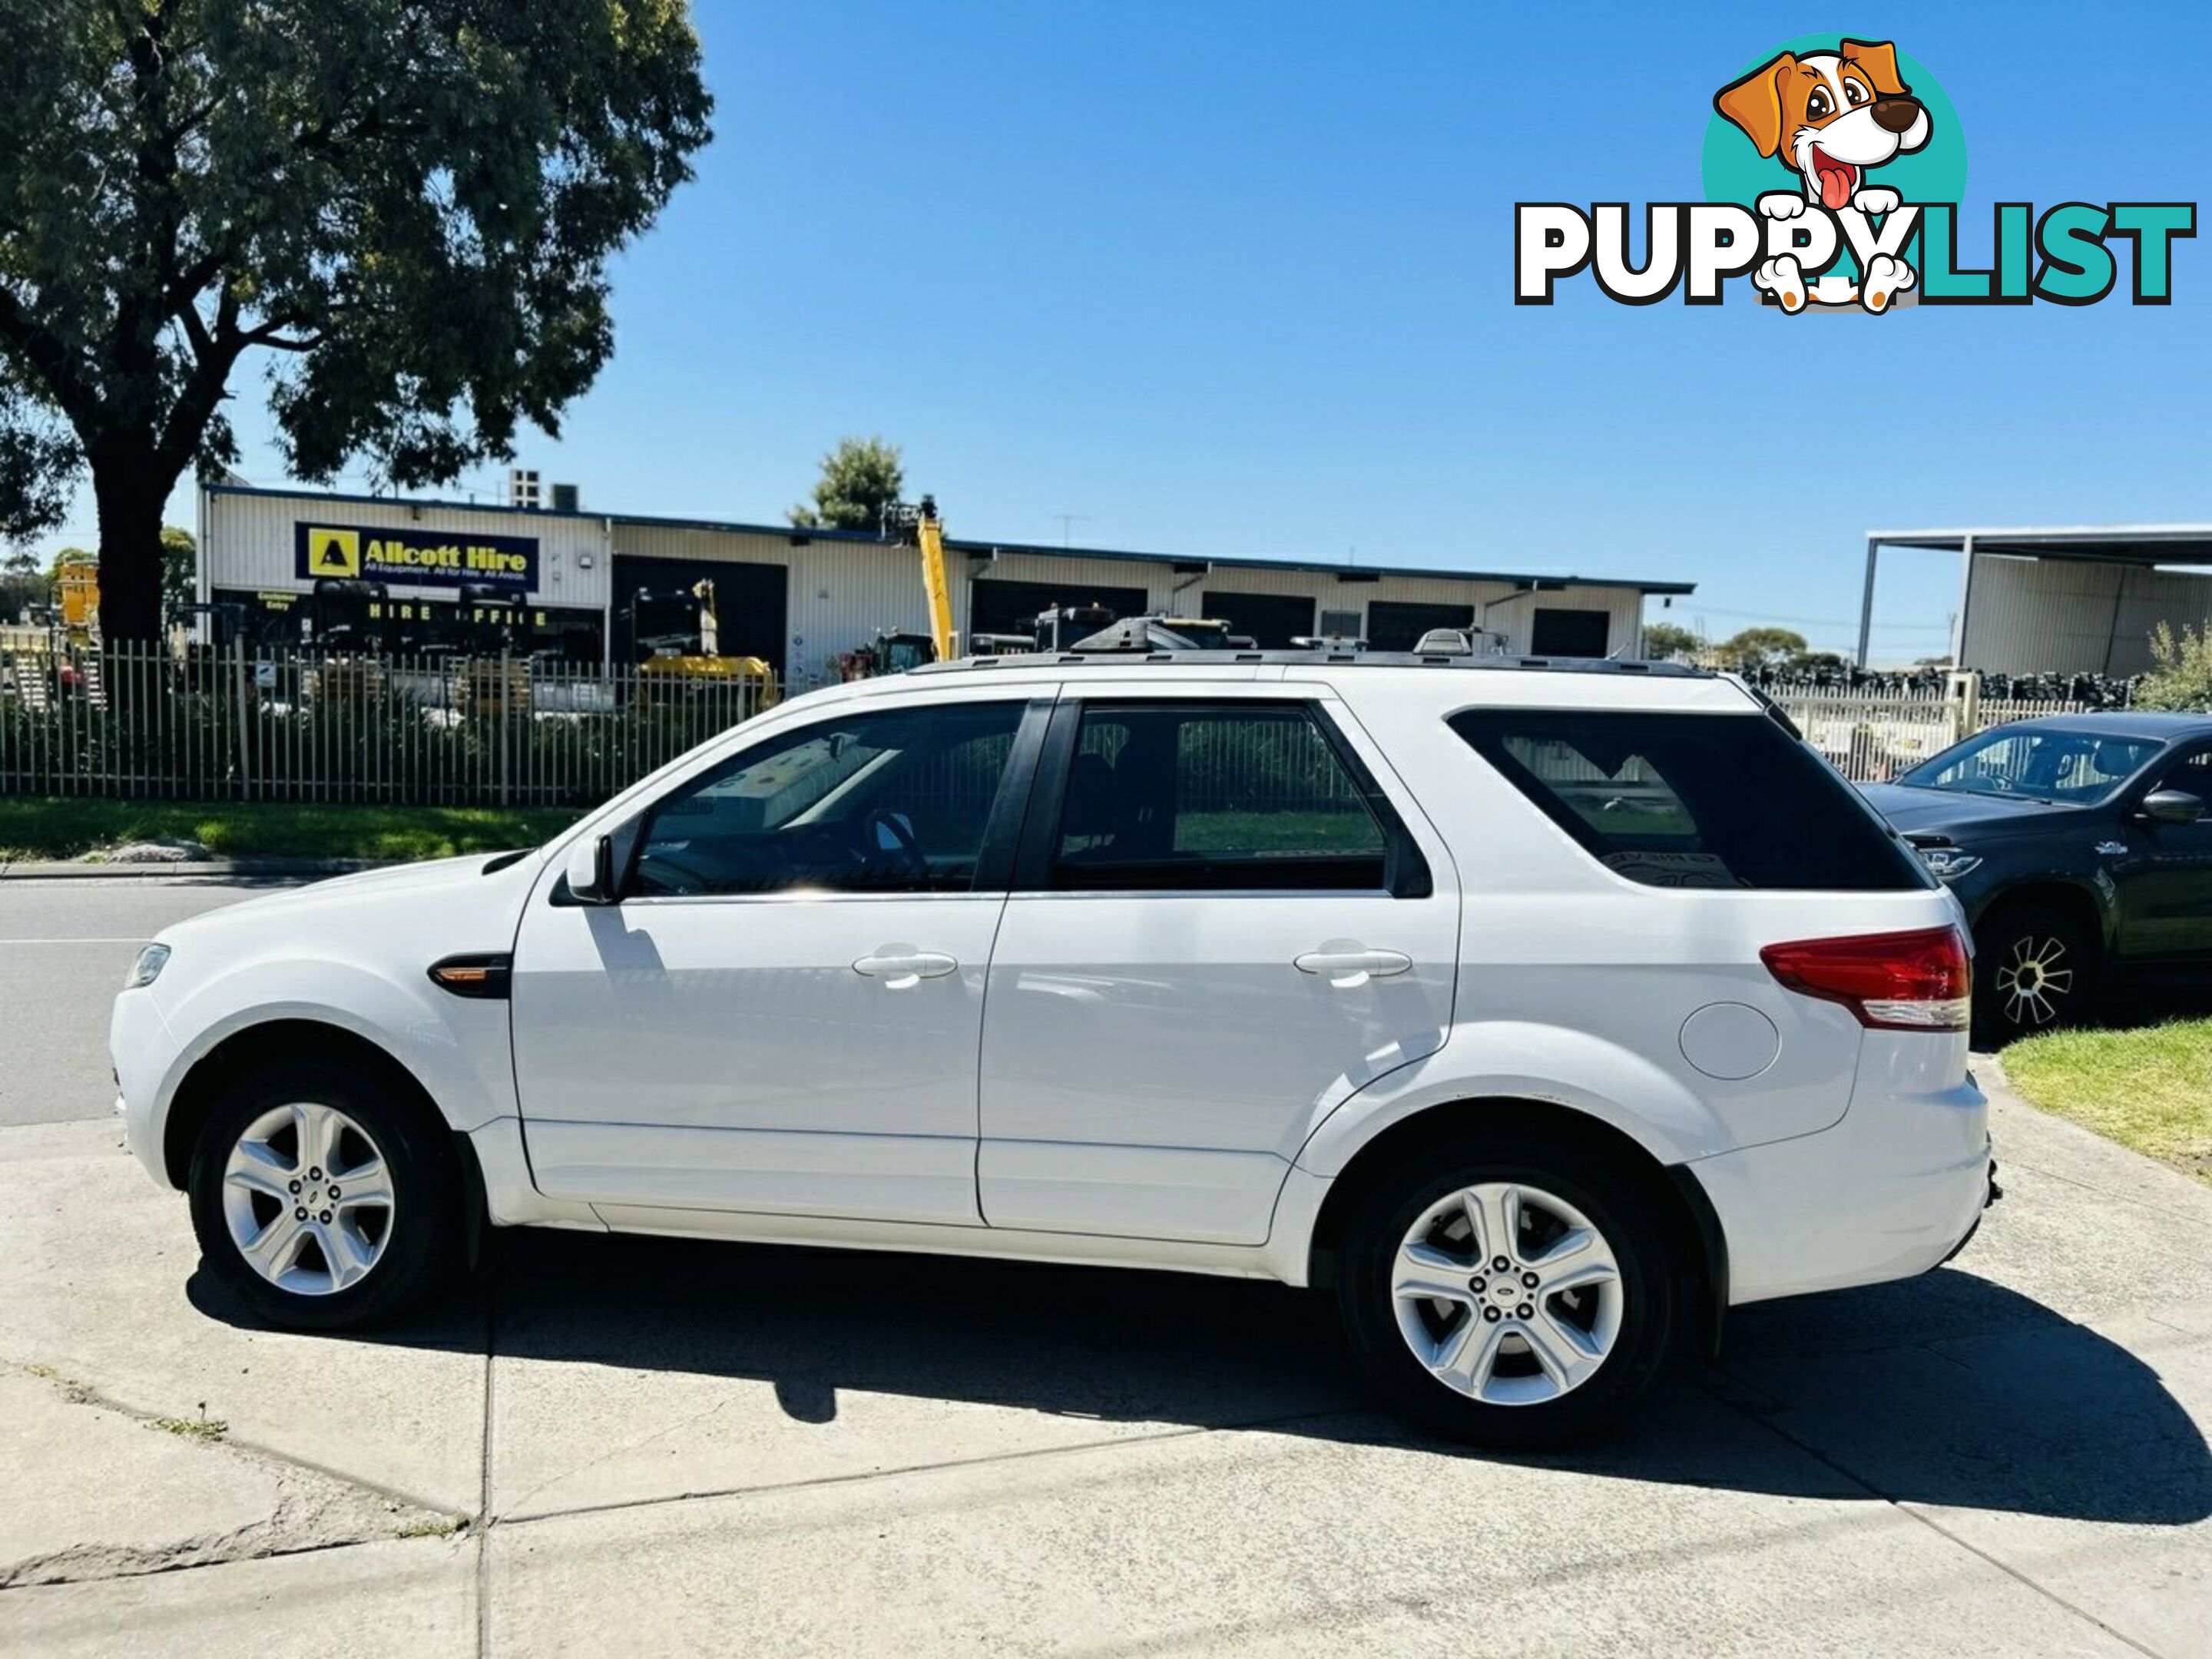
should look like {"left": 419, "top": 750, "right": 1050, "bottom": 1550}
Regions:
{"left": 1715, "top": 40, "right": 1930, "bottom": 210}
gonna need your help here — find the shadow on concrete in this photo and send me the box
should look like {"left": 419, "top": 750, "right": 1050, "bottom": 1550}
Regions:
{"left": 190, "top": 1228, "right": 2212, "bottom": 1527}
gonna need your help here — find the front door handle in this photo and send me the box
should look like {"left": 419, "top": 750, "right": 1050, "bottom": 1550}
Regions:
{"left": 853, "top": 947, "right": 959, "bottom": 989}
{"left": 1294, "top": 945, "right": 1414, "bottom": 988}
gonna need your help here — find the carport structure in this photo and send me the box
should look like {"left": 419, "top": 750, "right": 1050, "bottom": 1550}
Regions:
{"left": 1858, "top": 523, "right": 2212, "bottom": 674}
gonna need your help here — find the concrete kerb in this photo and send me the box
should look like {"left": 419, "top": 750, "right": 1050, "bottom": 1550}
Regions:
{"left": 0, "top": 858, "right": 383, "bottom": 883}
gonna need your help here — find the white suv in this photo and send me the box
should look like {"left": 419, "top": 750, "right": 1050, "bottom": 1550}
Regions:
{"left": 111, "top": 654, "right": 1992, "bottom": 1445}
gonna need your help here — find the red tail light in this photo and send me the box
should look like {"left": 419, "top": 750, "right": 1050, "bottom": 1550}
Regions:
{"left": 1760, "top": 926, "right": 1972, "bottom": 1031}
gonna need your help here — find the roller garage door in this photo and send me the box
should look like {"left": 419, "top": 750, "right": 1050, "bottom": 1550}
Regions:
{"left": 970, "top": 578, "right": 1151, "bottom": 640}
{"left": 1366, "top": 601, "right": 1475, "bottom": 652}
{"left": 1531, "top": 608, "right": 1611, "bottom": 657}
{"left": 611, "top": 556, "right": 788, "bottom": 672}
{"left": 1200, "top": 590, "right": 1315, "bottom": 647}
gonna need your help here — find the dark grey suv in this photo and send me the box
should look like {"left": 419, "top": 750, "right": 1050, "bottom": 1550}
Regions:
{"left": 1860, "top": 714, "right": 2212, "bottom": 1039}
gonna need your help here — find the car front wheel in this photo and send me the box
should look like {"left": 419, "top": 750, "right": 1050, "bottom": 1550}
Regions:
{"left": 1337, "top": 1134, "right": 1674, "bottom": 1447}
{"left": 187, "top": 1058, "right": 459, "bottom": 1330}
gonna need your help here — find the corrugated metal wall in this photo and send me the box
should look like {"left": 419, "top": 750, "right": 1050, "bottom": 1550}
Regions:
{"left": 1962, "top": 553, "right": 2212, "bottom": 675}
{"left": 204, "top": 489, "right": 611, "bottom": 609}
{"left": 204, "top": 489, "right": 1654, "bottom": 688}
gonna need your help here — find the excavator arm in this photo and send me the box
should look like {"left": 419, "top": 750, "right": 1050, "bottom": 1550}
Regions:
{"left": 912, "top": 496, "right": 956, "bottom": 661}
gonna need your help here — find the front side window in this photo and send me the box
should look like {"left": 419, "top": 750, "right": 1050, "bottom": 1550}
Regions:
{"left": 2147, "top": 746, "right": 2212, "bottom": 803}
{"left": 1894, "top": 726, "right": 2165, "bottom": 805}
{"left": 629, "top": 701, "right": 1025, "bottom": 896}
{"left": 1052, "top": 704, "right": 1391, "bottom": 891}
{"left": 1452, "top": 709, "right": 1929, "bottom": 892}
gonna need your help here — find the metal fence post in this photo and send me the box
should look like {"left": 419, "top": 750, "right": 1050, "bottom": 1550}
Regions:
{"left": 231, "top": 641, "right": 251, "bottom": 801}
{"left": 1952, "top": 671, "right": 1981, "bottom": 743}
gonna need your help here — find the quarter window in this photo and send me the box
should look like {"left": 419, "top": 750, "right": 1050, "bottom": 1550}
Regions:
{"left": 1452, "top": 709, "right": 1928, "bottom": 892}
{"left": 1052, "top": 704, "right": 1393, "bottom": 891}
{"left": 628, "top": 701, "right": 1026, "bottom": 897}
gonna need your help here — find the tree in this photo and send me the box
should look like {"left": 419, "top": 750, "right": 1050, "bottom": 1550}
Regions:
{"left": 23, "top": 525, "right": 197, "bottom": 623}
{"left": 45, "top": 545, "right": 96, "bottom": 581}
{"left": 0, "top": 545, "right": 43, "bottom": 623}
{"left": 2135, "top": 621, "right": 2212, "bottom": 711}
{"left": 1711, "top": 626, "right": 1809, "bottom": 671}
{"left": 162, "top": 525, "right": 197, "bottom": 618}
{"left": 790, "top": 436, "right": 905, "bottom": 531}
{"left": 1641, "top": 621, "right": 1704, "bottom": 660}
{"left": 0, "top": 1, "right": 713, "bottom": 641}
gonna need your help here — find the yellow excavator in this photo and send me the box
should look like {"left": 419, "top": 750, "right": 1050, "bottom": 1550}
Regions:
{"left": 843, "top": 495, "right": 955, "bottom": 679}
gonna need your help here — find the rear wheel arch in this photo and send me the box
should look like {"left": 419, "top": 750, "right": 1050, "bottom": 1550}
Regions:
{"left": 1303, "top": 1098, "right": 1727, "bottom": 1354}
{"left": 164, "top": 1020, "right": 450, "bottom": 1193}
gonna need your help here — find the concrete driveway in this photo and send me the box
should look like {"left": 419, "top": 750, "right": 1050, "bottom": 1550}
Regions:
{"left": 0, "top": 1073, "right": 2205, "bottom": 1658}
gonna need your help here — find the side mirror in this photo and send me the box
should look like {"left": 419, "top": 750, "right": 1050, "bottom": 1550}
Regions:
{"left": 2139, "top": 789, "right": 2207, "bottom": 826}
{"left": 564, "top": 833, "right": 616, "bottom": 903}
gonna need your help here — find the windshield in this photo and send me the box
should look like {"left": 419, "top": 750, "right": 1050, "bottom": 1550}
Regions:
{"left": 1895, "top": 726, "right": 2164, "bottom": 804}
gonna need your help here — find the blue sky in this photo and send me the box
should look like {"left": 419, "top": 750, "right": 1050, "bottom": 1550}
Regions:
{"left": 85, "top": 1, "right": 2212, "bottom": 661}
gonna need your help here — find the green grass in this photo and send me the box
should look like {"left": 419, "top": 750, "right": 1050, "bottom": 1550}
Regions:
{"left": 392, "top": 1515, "right": 470, "bottom": 1540}
{"left": 147, "top": 1415, "right": 228, "bottom": 1443}
{"left": 2004, "top": 1018, "right": 2212, "bottom": 1187}
{"left": 0, "top": 797, "right": 580, "bottom": 863}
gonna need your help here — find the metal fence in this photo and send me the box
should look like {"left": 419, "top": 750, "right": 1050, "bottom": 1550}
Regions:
{"left": 0, "top": 643, "right": 779, "bottom": 806}
{"left": 0, "top": 644, "right": 2104, "bottom": 805}
{"left": 1777, "top": 686, "right": 2089, "bottom": 782}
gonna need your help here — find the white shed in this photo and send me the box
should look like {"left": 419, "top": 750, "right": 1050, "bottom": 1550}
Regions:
{"left": 202, "top": 484, "right": 1697, "bottom": 688}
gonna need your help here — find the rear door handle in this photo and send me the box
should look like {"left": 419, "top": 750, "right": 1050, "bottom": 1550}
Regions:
{"left": 1294, "top": 946, "right": 1414, "bottom": 988}
{"left": 853, "top": 948, "right": 959, "bottom": 989}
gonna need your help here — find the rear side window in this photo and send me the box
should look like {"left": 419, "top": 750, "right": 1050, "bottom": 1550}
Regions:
{"left": 1053, "top": 704, "right": 1392, "bottom": 891}
{"left": 1450, "top": 710, "right": 1930, "bottom": 892}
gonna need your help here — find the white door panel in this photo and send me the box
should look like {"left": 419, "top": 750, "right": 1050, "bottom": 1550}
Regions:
{"left": 510, "top": 690, "right": 1043, "bottom": 1226}
{"left": 977, "top": 693, "right": 1459, "bottom": 1244}
{"left": 980, "top": 893, "right": 1456, "bottom": 1241}
{"left": 513, "top": 896, "right": 1005, "bottom": 1222}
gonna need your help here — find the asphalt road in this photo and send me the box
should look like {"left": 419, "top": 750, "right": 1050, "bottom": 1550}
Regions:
{"left": 0, "top": 879, "right": 261, "bottom": 1128}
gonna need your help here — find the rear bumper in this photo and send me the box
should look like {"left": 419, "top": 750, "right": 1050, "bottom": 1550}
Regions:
{"left": 1684, "top": 1055, "right": 1989, "bottom": 1306}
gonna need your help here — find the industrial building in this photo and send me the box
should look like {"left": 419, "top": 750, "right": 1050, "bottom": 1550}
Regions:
{"left": 198, "top": 483, "right": 1696, "bottom": 689}
{"left": 1858, "top": 524, "right": 2212, "bottom": 676}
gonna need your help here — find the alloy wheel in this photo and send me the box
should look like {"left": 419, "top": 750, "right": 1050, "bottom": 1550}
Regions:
{"left": 1389, "top": 1181, "right": 1624, "bottom": 1406}
{"left": 220, "top": 1102, "right": 395, "bottom": 1296}
{"left": 1994, "top": 933, "right": 2075, "bottom": 1028}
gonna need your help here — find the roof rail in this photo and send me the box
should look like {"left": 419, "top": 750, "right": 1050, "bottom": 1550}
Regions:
{"left": 910, "top": 650, "right": 1714, "bottom": 679}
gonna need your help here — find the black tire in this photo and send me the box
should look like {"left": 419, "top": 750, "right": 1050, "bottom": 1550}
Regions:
{"left": 1337, "top": 1132, "right": 1675, "bottom": 1448}
{"left": 187, "top": 1058, "right": 461, "bottom": 1331}
{"left": 1974, "top": 905, "right": 2094, "bottom": 1043}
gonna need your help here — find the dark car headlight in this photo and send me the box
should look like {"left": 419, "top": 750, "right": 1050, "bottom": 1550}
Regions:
{"left": 1917, "top": 846, "right": 1983, "bottom": 881}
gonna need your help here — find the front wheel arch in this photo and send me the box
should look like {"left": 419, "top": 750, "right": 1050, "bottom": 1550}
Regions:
{"left": 1973, "top": 882, "right": 2107, "bottom": 964}
{"left": 165, "top": 1020, "right": 445, "bottom": 1192}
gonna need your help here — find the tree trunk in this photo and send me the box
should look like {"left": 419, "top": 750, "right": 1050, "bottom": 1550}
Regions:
{"left": 91, "top": 445, "right": 169, "bottom": 644}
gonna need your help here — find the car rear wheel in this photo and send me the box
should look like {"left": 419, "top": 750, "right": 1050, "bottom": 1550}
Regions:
{"left": 1337, "top": 1134, "right": 1675, "bottom": 1447}
{"left": 1975, "top": 906, "right": 2093, "bottom": 1040}
{"left": 187, "top": 1058, "right": 459, "bottom": 1330}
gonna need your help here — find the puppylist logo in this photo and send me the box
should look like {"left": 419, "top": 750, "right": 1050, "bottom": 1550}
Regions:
{"left": 1518, "top": 35, "right": 2195, "bottom": 312}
